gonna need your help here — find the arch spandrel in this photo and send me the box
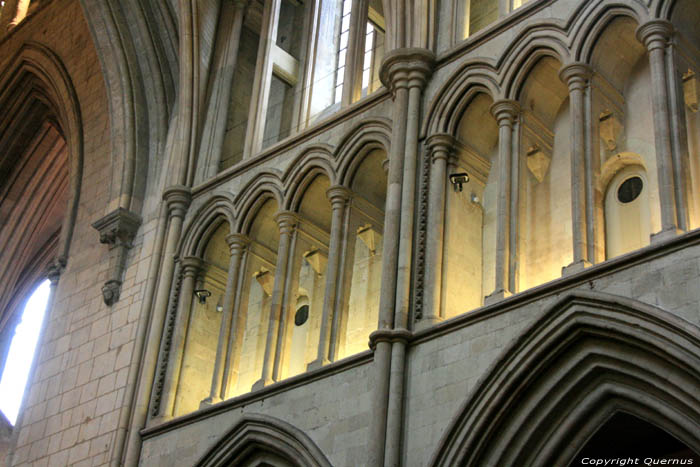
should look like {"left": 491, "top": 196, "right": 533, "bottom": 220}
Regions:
{"left": 432, "top": 291, "right": 700, "bottom": 466}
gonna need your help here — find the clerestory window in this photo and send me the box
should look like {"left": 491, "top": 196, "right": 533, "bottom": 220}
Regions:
{"left": 0, "top": 280, "right": 50, "bottom": 425}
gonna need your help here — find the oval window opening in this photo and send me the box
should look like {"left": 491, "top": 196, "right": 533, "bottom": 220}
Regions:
{"left": 294, "top": 305, "right": 309, "bottom": 326}
{"left": 617, "top": 176, "right": 643, "bottom": 204}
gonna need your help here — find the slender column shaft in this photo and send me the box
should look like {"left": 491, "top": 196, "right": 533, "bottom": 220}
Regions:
{"left": 637, "top": 21, "right": 679, "bottom": 236}
{"left": 665, "top": 40, "right": 690, "bottom": 231}
{"left": 377, "top": 84, "right": 408, "bottom": 330}
{"left": 150, "top": 186, "right": 190, "bottom": 420}
{"left": 159, "top": 257, "right": 202, "bottom": 417}
{"left": 311, "top": 187, "right": 351, "bottom": 369}
{"left": 384, "top": 340, "right": 407, "bottom": 466}
{"left": 487, "top": 100, "right": 519, "bottom": 302}
{"left": 254, "top": 212, "right": 296, "bottom": 388}
{"left": 394, "top": 82, "right": 422, "bottom": 329}
{"left": 560, "top": 63, "right": 593, "bottom": 272}
{"left": 420, "top": 134, "right": 454, "bottom": 328}
{"left": 205, "top": 234, "right": 248, "bottom": 404}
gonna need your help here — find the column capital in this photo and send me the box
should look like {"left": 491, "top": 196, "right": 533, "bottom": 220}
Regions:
{"left": 490, "top": 100, "right": 520, "bottom": 126}
{"left": 274, "top": 211, "right": 298, "bottom": 234}
{"left": 225, "top": 233, "right": 250, "bottom": 253}
{"left": 559, "top": 62, "right": 593, "bottom": 89}
{"left": 379, "top": 48, "right": 435, "bottom": 94}
{"left": 426, "top": 133, "right": 456, "bottom": 162}
{"left": 326, "top": 186, "right": 353, "bottom": 207}
{"left": 636, "top": 20, "right": 673, "bottom": 51}
{"left": 180, "top": 256, "right": 203, "bottom": 275}
{"left": 163, "top": 185, "right": 192, "bottom": 219}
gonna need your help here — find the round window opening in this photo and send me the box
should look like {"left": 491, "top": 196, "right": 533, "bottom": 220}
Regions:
{"left": 617, "top": 176, "right": 643, "bottom": 204}
{"left": 294, "top": 305, "right": 309, "bottom": 326}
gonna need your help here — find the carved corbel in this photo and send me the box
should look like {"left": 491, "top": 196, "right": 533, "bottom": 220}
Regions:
{"left": 92, "top": 208, "right": 142, "bottom": 306}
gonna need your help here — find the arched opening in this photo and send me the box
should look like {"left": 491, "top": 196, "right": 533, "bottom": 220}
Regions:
{"left": 589, "top": 16, "right": 660, "bottom": 257}
{"left": 443, "top": 91, "right": 497, "bottom": 316}
{"left": 174, "top": 221, "right": 230, "bottom": 416}
{"left": 431, "top": 292, "right": 700, "bottom": 466}
{"left": 0, "top": 45, "right": 82, "bottom": 431}
{"left": 284, "top": 174, "right": 332, "bottom": 378}
{"left": 603, "top": 161, "right": 650, "bottom": 258}
{"left": 517, "top": 55, "right": 572, "bottom": 290}
{"left": 228, "top": 198, "right": 280, "bottom": 398}
{"left": 0, "top": 279, "right": 51, "bottom": 425}
{"left": 571, "top": 412, "right": 699, "bottom": 463}
{"left": 341, "top": 148, "right": 386, "bottom": 358}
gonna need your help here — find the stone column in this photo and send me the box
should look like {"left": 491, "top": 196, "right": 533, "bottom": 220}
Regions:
{"left": 253, "top": 211, "right": 297, "bottom": 389}
{"left": 560, "top": 63, "right": 593, "bottom": 274}
{"left": 309, "top": 186, "right": 352, "bottom": 369}
{"left": 372, "top": 48, "right": 434, "bottom": 467}
{"left": 202, "top": 234, "right": 249, "bottom": 406}
{"left": 159, "top": 256, "right": 202, "bottom": 418}
{"left": 637, "top": 20, "right": 683, "bottom": 241}
{"left": 485, "top": 100, "right": 520, "bottom": 304}
{"left": 418, "top": 133, "right": 455, "bottom": 330}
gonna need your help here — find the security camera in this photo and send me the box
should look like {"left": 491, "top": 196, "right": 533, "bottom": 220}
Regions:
{"left": 449, "top": 172, "right": 470, "bottom": 192}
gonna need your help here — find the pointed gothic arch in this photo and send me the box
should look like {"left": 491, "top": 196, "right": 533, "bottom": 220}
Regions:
{"left": 196, "top": 414, "right": 332, "bottom": 467}
{"left": 432, "top": 291, "right": 700, "bottom": 466}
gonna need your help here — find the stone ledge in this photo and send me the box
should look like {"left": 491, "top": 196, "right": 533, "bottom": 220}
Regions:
{"left": 140, "top": 350, "right": 374, "bottom": 440}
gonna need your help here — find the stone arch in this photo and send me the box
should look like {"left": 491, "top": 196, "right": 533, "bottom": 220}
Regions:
{"left": 501, "top": 35, "right": 570, "bottom": 100}
{"left": 432, "top": 291, "right": 700, "bottom": 466}
{"left": 422, "top": 72, "right": 499, "bottom": 138}
{"left": 0, "top": 42, "right": 83, "bottom": 330}
{"left": 196, "top": 413, "right": 332, "bottom": 467}
{"left": 233, "top": 172, "right": 285, "bottom": 234}
{"left": 571, "top": 1, "right": 647, "bottom": 63}
{"left": 0, "top": 42, "right": 83, "bottom": 265}
{"left": 179, "top": 193, "right": 236, "bottom": 258}
{"left": 336, "top": 119, "right": 392, "bottom": 187}
{"left": 285, "top": 164, "right": 335, "bottom": 213}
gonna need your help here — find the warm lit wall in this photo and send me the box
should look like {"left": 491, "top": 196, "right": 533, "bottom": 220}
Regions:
{"left": 518, "top": 101, "right": 573, "bottom": 291}
{"left": 344, "top": 234, "right": 383, "bottom": 357}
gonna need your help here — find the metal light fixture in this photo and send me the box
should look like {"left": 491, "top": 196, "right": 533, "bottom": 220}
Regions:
{"left": 449, "top": 172, "right": 470, "bottom": 192}
{"left": 194, "top": 289, "right": 212, "bottom": 304}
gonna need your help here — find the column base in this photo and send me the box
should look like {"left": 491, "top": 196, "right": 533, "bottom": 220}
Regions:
{"left": 484, "top": 289, "right": 511, "bottom": 306}
{"left": 252, "top": 378, "right": 274, "bottom": 391}
{"left": 651, "top": 227, "right": 683, "bottom": 244}
{"left": 199, "top": 396, "right": 221, "bottom": 409}
{"left": 562, "top": 259, "right": 592, "bottom": 276}
{"left": 414, "top": 316, "right": 443, "bottom": 332}
{"left": 307, "top": 358, "right": 331, "bottom": 371}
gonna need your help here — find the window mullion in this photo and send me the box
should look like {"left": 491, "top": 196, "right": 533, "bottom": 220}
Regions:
{"left": 243, "top": 0, "right": 282, "bottom": 159}
{"left": 340, "top": 0, "right": 369, "bottom": 106}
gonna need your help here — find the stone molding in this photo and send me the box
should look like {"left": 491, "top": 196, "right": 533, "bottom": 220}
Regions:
{"left": 163, "top": 185, "right": 192, "bottom": 219}
{"left": 92, "top": 207, "right": 142, "bottom": 306}
{"left": 379, "top": 48, "right": 436, "bottom": 94}
{"left": 636, "top": 19, "right": 674, "bottom": 51}
{"left": 558, "top": 62, "right": 593, "bottom": 90}
{"left": 195, "top": 413, "right": 332, "bottom": 467}
{"left": 431, "top": 290, "right": 700, "bottom": 465}
{"left": 489, "top": 99, "right": 520, "bottom": 125}
{"left": 368, "top": 328, "right": 412, "bottom": 350}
